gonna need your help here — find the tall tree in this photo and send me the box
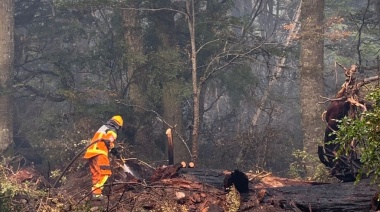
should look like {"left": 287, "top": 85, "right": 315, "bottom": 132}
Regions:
{"left": 150, "top": 1, "right": 189, "bottom": 163}
{"left": 185, "top": 0, "right": 200, "bottom": 163}
{"left": 0, "top": 0, "right": 14, "bottom": 152}
{"left": 300, "top": 0, "right": 325, "bottom": 175}
{"left": 122, "top": 3, "right": 149, "bottom": 145}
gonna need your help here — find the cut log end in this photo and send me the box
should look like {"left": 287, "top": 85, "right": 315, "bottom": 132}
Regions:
{"left": 180, "top": 161, "right": 195, "bottom": 168}
{"left": 181, "top": 161, "right": 187, "bottom": 168}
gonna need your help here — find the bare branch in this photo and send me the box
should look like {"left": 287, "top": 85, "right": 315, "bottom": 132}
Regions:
{"left": 354, "top": 0, "right": 370, "bottom": 70}
{"left": 357, "top": 76, "right": 380, "bottom": 87}
{"left": 196, "top": 39, "right": 220, "bottom": 54}
{"left": 119, "top": 7, "right": 188, "bottom": 17}
{"left": 318, "top": 95, "right": 346, "bottom": 104}
{"left": 200, "top": 43, "right": 264, "bottom": 85}
{"left": 347, "top": 97, "right": 367, "bottom": 112}
{"left": 204, "top": 89, "right": 226, "bottom": 113}
{"left": 239, "top": 0, "right": 264, "bottom": 41}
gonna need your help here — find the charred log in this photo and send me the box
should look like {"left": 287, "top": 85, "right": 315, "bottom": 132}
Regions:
{"left": 179, "top": 168, "right": 226, "bottom": 189}
{"left": 150, "top": 163, "right": 183, "bottom": 182}
{"left": 267, "top": 178, "right": 379, "bottom": 211}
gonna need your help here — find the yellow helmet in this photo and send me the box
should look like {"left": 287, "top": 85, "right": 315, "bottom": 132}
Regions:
{"left": 111, "top": 115, "right": 123, "bottom": 127}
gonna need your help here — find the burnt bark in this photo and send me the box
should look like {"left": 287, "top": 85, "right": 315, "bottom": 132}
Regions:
{"left": 266, "top": 178, "right": 378, "bottom": 211}
{"left": 179, "top": 168, "right": 379, "bottom": 211}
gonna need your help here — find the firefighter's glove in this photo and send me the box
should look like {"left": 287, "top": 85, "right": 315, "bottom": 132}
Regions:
{"left": 110, "top": 148, "right": 120, "bottom": 158}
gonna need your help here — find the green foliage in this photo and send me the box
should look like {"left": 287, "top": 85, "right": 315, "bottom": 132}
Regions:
{"left": 50, "top": 169, "right": 67, "bottom": 185}
{"left": 334, "top": 88, "right": 380, "bottom": 182}
{"left": 0, "top": 162, "right": 46, "bottom": 211}
{"left": 289, "top": 150, "right": 332, "bottom": 182}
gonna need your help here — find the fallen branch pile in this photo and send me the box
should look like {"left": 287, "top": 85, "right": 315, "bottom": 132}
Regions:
{"left": 7, "top": 161, "right": 380, "bottom": 211}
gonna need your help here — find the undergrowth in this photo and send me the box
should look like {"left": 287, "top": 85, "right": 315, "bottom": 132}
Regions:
{"left": 0, "top": 157, "right": 59, "bottom": 211}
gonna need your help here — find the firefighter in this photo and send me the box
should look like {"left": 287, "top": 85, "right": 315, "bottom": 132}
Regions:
{"left": 83, "top": 115, "right": 123, "bottom": 199}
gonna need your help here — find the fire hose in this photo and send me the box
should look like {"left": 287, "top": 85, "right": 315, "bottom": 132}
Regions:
{"left": 52, "top": 140, "right": 140, "bottom": 188}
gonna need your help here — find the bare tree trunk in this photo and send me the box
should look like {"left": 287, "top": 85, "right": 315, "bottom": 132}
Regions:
{"left": 186, "top": 0, "right": 200, "bottom": 164}
{"left": 0, "top": 0, "right": 14, "bottom": 152}
{"left": 300, "top": 0, "right": 325, "bottom": 176}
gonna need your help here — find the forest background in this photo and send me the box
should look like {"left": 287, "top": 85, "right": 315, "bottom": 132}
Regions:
{"left": 1, "top": 0, "right": 380, "bottom": 183}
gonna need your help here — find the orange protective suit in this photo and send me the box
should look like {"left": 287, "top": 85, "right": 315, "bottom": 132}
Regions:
{"left": 83, "top": 124, "right": 118, "bottom": 195}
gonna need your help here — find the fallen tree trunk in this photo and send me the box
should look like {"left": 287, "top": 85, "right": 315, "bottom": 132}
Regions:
{"left": 258, "top": 177, "right": 379, "bottom": 211}
{"left": 179, "top": 168, "right": 226, "bottom": 189}
{"left": 179, "top": 168, "right": 380, "bottom": 211}
{"left": 175, "top": 167, "right": 380, "bottom": 211}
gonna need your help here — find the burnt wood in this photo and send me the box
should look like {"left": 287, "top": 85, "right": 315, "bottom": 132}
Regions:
{"left": 267, "top": 178, "right": 379, "bottom": 211}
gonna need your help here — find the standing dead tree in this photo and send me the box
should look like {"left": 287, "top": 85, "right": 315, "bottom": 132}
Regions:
{"left": 318, "top": 62, "right": 379, "bottom": 182}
